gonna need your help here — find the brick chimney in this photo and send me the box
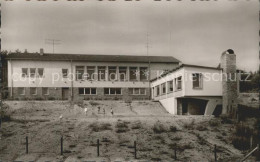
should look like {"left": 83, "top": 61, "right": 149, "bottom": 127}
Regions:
{"left": 40, "top": 48, "right": 44, "bottom": 56}
{"left": 220, "top": 49, "right": 238, "bottom": 117}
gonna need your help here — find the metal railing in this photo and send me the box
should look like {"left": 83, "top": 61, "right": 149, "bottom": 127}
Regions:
{"left": 241, "top": 144, "right": 259, "bottom": 162}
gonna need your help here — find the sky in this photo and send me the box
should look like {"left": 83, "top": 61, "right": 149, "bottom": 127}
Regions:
{"left": 1, "top": 0, "right": 259, "bottom": 72}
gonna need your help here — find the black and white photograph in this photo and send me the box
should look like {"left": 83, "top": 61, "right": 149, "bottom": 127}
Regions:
{"left": 0, "top": 0, "right": 259, "bottom": 161}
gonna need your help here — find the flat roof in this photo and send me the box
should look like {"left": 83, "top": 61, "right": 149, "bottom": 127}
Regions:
{"left": 151, "top": 64, "right": 222, "bottom": 82}
{"left": 5, "top": 53, "right": 180, "bottom": 63}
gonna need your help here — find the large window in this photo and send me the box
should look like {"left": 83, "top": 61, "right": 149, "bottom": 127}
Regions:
{"left": 22, "top": 68, "right": 28, "bottom": 77}
{"left": 193, "top": 73, "right": 203, "bottom": 89}
{"left": 167, "top": 80, "right": 173, "bottom": 93}
{"left": 108, "top": 66, "right": 117, "bottom": 81}
{"left": 119, "top": 67, "right": 127, "bottom": 81}
{"left": 98, "top": 66, "right": 106, "bottom": 81}
{"left": 42, "top": 88, "right": 49, "bottom": 95}
{"left": 18, "top": 87, "right": 25, "bottom": 95}
{"left": 87, "top": 66, "right": 95, "bottom": 80}
{"left": 161, "top": 83, "right": 166, "bottom": 94}
{"left": 30, "top": 68, "right": 36, "bottom": 77}
{"left": 175, "top": 76, "right": 182, "bottom": 91}
{"left": 129, "top": 88, "right": 146, "bottom": 95}
{"left": 79, "top": 88, "right": 97, "bottom": 95}
{"left": 140, "top": 67, "right": 148, "bottom": 81}
{"left": 62, "top": 69, "right": 68, "bottom": 78}
{"left": 129, "top": 67, "right": 138, "bottom": 81}
{"left": 38, "top": 68, "right": 44, "bottom": 77}
{"left": 30, "top": 87, "right": 37, "bottom": 95}
{"left": 76, "top": 66, "right": 84, "bottom": 80}
{"left": 104, "top": 88, "right": 121, "bottom": 95}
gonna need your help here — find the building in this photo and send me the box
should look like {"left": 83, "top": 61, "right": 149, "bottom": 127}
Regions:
{"left": 5, "top": 50, "right": 180, "bottom": 100}
{"left": 150, "top": 49, "right": 238, "bottom": 116}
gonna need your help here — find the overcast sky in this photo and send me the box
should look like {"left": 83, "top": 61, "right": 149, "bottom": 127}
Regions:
{"left": 2, "top": 0, "right": 259, "bottom": 71}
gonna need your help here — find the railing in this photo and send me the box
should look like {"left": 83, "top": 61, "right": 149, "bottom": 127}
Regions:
{"left": 241, "top": 144, "right": 259, "bottom": 162}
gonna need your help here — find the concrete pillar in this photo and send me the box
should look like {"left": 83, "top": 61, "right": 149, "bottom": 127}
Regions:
{"left": 220, "top": 49, "right": 238, "bottom": 117}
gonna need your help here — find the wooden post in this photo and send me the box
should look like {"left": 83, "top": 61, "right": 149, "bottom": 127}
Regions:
{"left": 250, "top": 136, "right": 253, "bottom": 149}
{"left": 134, "top": 141, "right": 137, "bottom": 159}
{"left": 214, "top": 144, "right": 217, "bottom": 162}
{"left": 97, "top": 139, "right": 99, "bottom": 157}
{"left": 174, "top": 148, "right": 177, "bottom": 160}
{"left": 61, "top": 136, "right": 63, "bottom": 155}
{"left": 26, "top": 136, "right": 28, "bottom": 154}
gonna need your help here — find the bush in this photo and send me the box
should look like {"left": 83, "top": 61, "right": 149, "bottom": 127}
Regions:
{"left": 169, "top": 125, "right": 178, "bottom": 132}
{"left": 153, "top": 121, "right": 168, "bottom": 133}
{"left": 220, "top": 114, "right": 233, "bottom": 124}
{"left": 232, "top": 136, "right": 250, "bottom": 150}
{"left": 131, "top": 121, "right": 142, "bottom": 129}
{"left": 48, "top": 97, "right": 56, "bottom": 100}
{"left": 183, "top": 119, "right": 195, "bottom": 130}
{"left": 116, "top": 120, "right": 130, "bottom": 133}
{"left": 196, "top": 125, "right": 208, "bottom": 131}
{"left": 209, "top": 120, "right": 220, "bottom": 127}
{"left": 35, "top": 97, "right": 44, "bottom": 100}
{"left": 89, "top": 122, "right": 112, "bottom": 132}
{"left": 89, "top": 101, "right": 99, "bottom": 106}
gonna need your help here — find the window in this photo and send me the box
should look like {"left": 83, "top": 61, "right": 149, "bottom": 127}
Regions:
{"left": 62, "top": 69, "right": 68, "bottom": 78}
{"left": 104, "top": 88, "right": 121, "bottom": 95}
{"left": 162, "top": 83, "right": 166, "bottom": 94}
{"left": 167, "top": 80, "right": 173, "bottom": 93}
{"left": 87, "top": 66, "right": 95, "bottom": 80}
{"left": 30, "top": 68, "right": 36, "bottom": 77}
{"left": 129, "top": 88, "right": 146, "bottom": 95}
{"left": 156, "top": 85, "right": 160, "bottom": 96}
{"left": 18, "top": 87, "right": 25, "bottom": 95}
{"left": 79, "top": 88, "right": 97, "bottom": 95}
{"left": 42, "top": 88, "right": 49, "bottom": 95}
{"left": 76, "top": 66, "right": 84, "bottom": 80}
{"left": 30, "top": 87, "right": 37, "bottom": 95}
{"left": 175, "top": 76, "right": 182, "bottom": 91}
{"left": 108, "top": 66, "right": 117, "bottom": 81}
{"left": 98, "top": 66, "right": 106, "bottom": 81}
{"left": 119, "top": 67, "right": 127, "bottom": 81}
{"left": 140, "top": 67, "right": 148, "bottom": 81}
{"left": 79, "top": 88, "right": 85, "bottom": 95}
{"left": 38, "top": 68, "right": 44, "bottom": 77}
{"left": 22, "top": 68, "right": 28, "bottom": 77}
{"left": 193, "top": 73, "right": 203, "bottom": 89}
{"left": 129, "top": 67, "right": 137, "bottom": 81}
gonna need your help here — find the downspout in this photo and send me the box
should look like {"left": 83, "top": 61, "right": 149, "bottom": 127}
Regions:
{"left": 10, "top": 59, "right": 13, "bottom": 98}
{"left": 70, "top": 59, "right": 73, "bottom": 101}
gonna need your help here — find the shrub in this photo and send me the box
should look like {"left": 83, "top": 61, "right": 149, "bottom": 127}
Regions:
{"left": 209, "top": 120, "right": 220, "bottom": 127}
{"left": 153, "top": 121, "right": 168, "bottom": 133}
{"left": 195, "top": 133, "right": 207, "bottom": 145}
{"left": 169, "top": 125, "right": 178, "bottom": 132}
{"left": 131, "top": 121, "right": 142, "bottom": 129}
{"left": 48, "top": 97, "right": 56, "bottom": 100}
{"left": 35, "top": 97, "right": 44, "bottom": 100}
{"left": 89, "top": 101, "right": 99, "bottom": 106}
{"left": 232, "top": 136, "right": 250, "bottom": 150}
{"left": 220, "top": 114, "right": 233, "bottom": 124}
{"left": 89, "top": 122, "right": 112, "bottom": 132}
{"left": 196, "top": 125, "right": 208, "bottom": 131}
{"left": 116, "top": 120, "right": 130, "bottom": 133}
{"left": 183, "top": 119, "right": 195, "bottom": 130}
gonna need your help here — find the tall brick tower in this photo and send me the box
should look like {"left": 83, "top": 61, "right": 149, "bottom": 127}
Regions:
{"left": 220, "top": 49, "right": 238, "bottom": 117}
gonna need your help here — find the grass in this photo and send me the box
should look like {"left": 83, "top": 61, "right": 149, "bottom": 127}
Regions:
{"left": 183, "top": 119, "right": 195, "bottom": 130}
{"left": 153, "top": 121, "right": 168, "bottom": 133}
{"left": 169, "top": 125, "right": 178, "bottom": 132}
{"left": 89, "top": 122, "right": 112, "bottom": 132}
{"left": 209, "top": 120, "right": 220, "bottom": 127}
{"left": 131, "top": 121, "right": 142, "bottom": 129}
{"left": 116, "top": 120, "right": 130, "bottom": 133}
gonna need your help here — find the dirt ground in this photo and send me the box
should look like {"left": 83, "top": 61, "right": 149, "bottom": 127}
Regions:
{"left": 0, "top": 101, "right": 244, "bottom": 161}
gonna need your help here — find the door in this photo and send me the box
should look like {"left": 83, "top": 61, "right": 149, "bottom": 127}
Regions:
{"left": 62, "top": 88, "right": 69, "bottom": 100}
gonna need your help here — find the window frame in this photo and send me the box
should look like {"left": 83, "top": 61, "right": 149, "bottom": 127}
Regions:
{"left": 104, "top": 88, "right": 122, "bottom": 95}
{"left": 30, "top": 68, "right": 36, "bottom": 78}
{"left": 140, "top": 67, "right": 148, "bottom": 81}
{"left": 79, "top": 87, "right": 97, "bottom": 95}
{"left": 42, "top": 87, "right": 49, "bottom": 95}
{"left": 119, "top": 66, "right": 127, "bottom": 81}
{"left": 161, "top": 82, "right": 166, "bottom": 94}
{"left": 87, "top": 66, "right": 95, "bottom": 81}
{"left": 38, "top": 68, "right": 44, "bottom": 77}
{"left": 62, "top": 69, "right": 68, "bottom": 78}
{"left": 98, "top": 66, "right": 106, "bottom": 81}
{"left": 129, "top": 88, "right": 146, "bottom": 95}
{"left": 22, "top": 68, "right": 28, "bottom": 77}
{"left": 76, "top": 66, "right": 85, "bottom": 80}
{"left": 167, "top": 80, "right": 174, "bottom": 93}
{"left": 129, "top": 67, "right": 138, "bottom": 81}
{"left": 30, "top": 87, "right": 37, "bottom": 95}
{"left": 175, "top": 76, "right": 182, "bottom": 91}
{"left": 192, "top": 73, "right": 203, "bottom": 89}
{"left": 108, "top": 66, "right": 117, "bottom": 81}
{"left": 18, "top": 87, "right": 25, "bottom": 95}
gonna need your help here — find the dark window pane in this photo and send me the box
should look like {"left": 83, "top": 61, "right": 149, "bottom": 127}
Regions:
{"left": 129, "top": 88, "right": 133, "bottom": 95}
{"left": 134, "top": 88, "right": 139, "bottom": 95}
{"left": 30, "top": 87, "right": 37, "bottom": 95}
{"left": 140, "top": 88, "right": 146, "bottom": 95}
{"left": 110, "top": 88, "right": 116, "bottom": 95}
{"left": 30, "top": 68, "right": 36, "bottom": 77}
{"left": 130, "top": 67, "right": 137, "bottom": 81}
{"left": 193, "top": 73, "right": 202, "bottom": 88}
{"left": 79, "top": 88, "right": 84, "bottom": 95}
{"left": 108, "top": 66, "right": 117, "bottom": 81}
{"left": 91, "top": 88, "right": 97, "bottom": 95}
{"left": 18, "top": 87, "right": 25, "bottom": 95}
{"left": 119, "top": 67, "right": 127, "bottom": 81}
{"left": 104, "top": 88, "right": 109, "bottom": 95}
{"left": 42, "top": 88, "right": 49, "bottom": 95}
{"left": 140, "top": 67, "right": 148, "bottom": 81}
{"left": 62, "top": 69, "right": 68, "bottom": 78}
{"left": 116, "top": 88, "right": 121, "bottom": 95}
{"left": 98, "top": 66, "right": 106, "bottom": 80}
{"left": 85, "top": 88, "right": 90, "bottom": 94}
{"left": 87, "top": 66, "right": 95, "bottom": 80}
{"left": 22, "top": 68, "right": 28, "bottom": 77}
{"left": 76, "top": 66, "right": 84, "bottom": 80}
